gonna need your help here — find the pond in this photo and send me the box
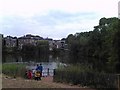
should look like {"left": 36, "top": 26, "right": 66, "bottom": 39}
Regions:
{"left": 2, "top": 54, "right": 67, "bottom": 76}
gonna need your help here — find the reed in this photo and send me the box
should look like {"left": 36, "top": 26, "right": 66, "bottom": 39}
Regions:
{"left": 54, "top": 64, "right": 118, "bottom": 88}
{"left": 2, "top": 63, "right": 26, "bottom": 78}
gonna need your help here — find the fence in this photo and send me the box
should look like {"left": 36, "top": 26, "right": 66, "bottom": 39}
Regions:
{"left": 53, "top": 69, "right": 120, "bottom": 89}
{"left": 42, "top": 68, "right": 55, "bottom": 76}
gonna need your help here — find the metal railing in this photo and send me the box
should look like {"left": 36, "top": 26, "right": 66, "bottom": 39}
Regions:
{"left": 42, "top": 68, "right": 55, "bottom": 77}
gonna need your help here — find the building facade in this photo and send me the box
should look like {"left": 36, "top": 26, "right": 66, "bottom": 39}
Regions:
{"left": 4, "top": 36, "right": 17, "bottom": 48}
{"left": 49, "top": 40, "right": 66, "bottom": 51}
{"left": 18, "top": 34, "right": 43, "bottom": 49}
{"left": 3, "top": 34, "right": 66, "bottom": 50}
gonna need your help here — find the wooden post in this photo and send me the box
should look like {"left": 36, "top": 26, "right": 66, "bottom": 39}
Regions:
{"left": 118, "top": 74, "right": 120, "bottom": 90}
{"left": 117, "top": 74, "right": 120, "bottom": 90}
{"left": 47, "top": 68, "right": 49, "bottom": 76}
{"left": 54, "top": 69, "right": 56, "bottom": 76}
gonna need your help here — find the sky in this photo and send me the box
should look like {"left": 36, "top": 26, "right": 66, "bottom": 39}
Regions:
{"left": 0, "top": 0, "right": 119, "bottom": 40}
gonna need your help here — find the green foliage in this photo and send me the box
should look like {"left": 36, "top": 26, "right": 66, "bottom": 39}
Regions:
{"left": 66, "top": 34, "right": 75, "bottom": 44}
{"left": 52, "top": 48, "right": 61, "bottom": 55}
{"left": 20, "top": 40, "right": 49, "bottom": 61}
{"left": 36, "top": 40, "right": 49, "bottom": 55}
{"left": 21, "top": 44, "right": 36, "bottom": 55}
{"left": 37, "top": 40, "right": 49, "bottom": 44}
{"left": 54, "top": 65, "right": 118, "bottom": 88}
{"left": 66, "top": 17, "right": 120, "bottom": 73}
{"left": 2, "top": 63, "right": 26, "bottom": 78}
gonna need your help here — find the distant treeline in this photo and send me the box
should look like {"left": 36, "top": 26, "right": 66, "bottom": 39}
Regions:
{"left": 3, "top": 40, "right": 49, "bottom": 55}
{"left": 65, "top": 17, "right": 120, "bottom": 73}
{"left": 2, "top": 40, "right": 62, "bottom": 62}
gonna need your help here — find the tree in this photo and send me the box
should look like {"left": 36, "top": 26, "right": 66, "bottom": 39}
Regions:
{"left": 66, "top": 17, "right": 120, "bottom": 73}
{"left": 21, "top": 44, "right": 36, "bottom": 55}
{"left": 36, "top": 40, "right": 49, "bottom": 55}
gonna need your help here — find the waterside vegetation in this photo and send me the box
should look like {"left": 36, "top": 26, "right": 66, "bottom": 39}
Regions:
{"left": 2, "top": 63, "right": 26, "bottom": 78}
{"left": 54, "top": 64, "right": 118, "bottom": 88}
{"left": 54, "top": 17, "right": 120, "bottom": 88}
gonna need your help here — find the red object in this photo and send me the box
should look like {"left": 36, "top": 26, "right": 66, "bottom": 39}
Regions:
{"left": 27, "top": 70, "right": 32, "bottom": 79}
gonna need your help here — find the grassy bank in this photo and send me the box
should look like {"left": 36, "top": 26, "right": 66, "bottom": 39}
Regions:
{"left": 53, "top": 64, "right": 118, "bottom": 88}
{"left": 2, "top": 63, "right": 26, "bottom": 78}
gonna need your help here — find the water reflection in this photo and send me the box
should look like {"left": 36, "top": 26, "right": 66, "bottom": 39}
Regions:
{"left": 3, "top": 54, "right": 51, "bottom": 63}
{"left": 2, "top": 54, "right": 67, "bottom": 76}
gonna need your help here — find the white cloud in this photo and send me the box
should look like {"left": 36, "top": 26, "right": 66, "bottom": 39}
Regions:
{"left": 0, "top": 0, "right": 119, "bottom": 17}
{"left": 0, "top": 0, "right": 119, "bottom": 39}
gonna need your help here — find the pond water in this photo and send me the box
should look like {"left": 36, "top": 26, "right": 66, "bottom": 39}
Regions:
{"left": 25, "top": 62, "right": 66, "bottom": 76}
{"left": 2, "top": 54, "right": 67, "bottom": 76}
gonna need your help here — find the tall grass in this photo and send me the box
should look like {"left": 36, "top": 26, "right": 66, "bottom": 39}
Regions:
{"left": 2, "top": 63, "right": 26, "bottom": 78}
{"left": 53, "top": 64, "right": 118, "bottom": 88}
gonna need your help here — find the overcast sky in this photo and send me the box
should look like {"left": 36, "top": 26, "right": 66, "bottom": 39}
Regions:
{"left": 0, "top": 0, "right": 119, "bottom": 39}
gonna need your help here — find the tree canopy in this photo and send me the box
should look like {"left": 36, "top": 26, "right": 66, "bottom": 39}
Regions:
{"left": 66, "top": 17, "right": 120, "bottom": 73}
